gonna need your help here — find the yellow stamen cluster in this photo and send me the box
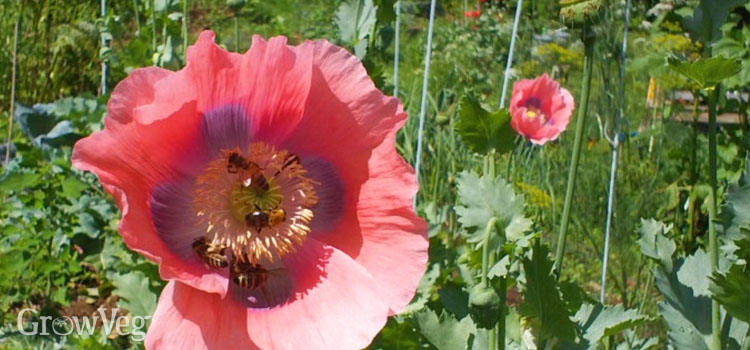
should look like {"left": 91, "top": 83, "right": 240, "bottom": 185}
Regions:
{"left": 525, "top": 107, "right": 547, "bottom": 123}
{"left": 193, "top": 143, "right": 318, "bottom": 264}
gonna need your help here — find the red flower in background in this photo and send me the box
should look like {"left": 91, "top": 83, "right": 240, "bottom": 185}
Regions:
{"left": 464, "top": 9, "right": 481, "bottom": 18}
{"left": 73, "top": 31, "right": 428, "bottom": 350}
{"left": 509, "top": 74, "right": 575, "bottom": 145}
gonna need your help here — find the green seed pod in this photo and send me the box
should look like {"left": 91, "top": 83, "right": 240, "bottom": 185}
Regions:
{"left": 468, "top": 284, "right": 502, "bottom": 329}
{"left": 559, "top": 0, "right": 603, "bottom": 27}
{"left": 226, "top": 0, "right": 247, "bottom": 12}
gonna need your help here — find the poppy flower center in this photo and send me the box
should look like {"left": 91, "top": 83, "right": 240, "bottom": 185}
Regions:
{"left": 192, "top": 142, "right": 318, "bottom": 265}
{"left": 523, "top": 97, "right": 547, "bottom": 122}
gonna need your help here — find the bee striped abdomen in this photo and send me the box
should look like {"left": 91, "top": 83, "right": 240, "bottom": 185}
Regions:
{"left": 192, "top": 237, "right": 229, "bottom": 269}
{"left": 231, "top": 259, "right": 270, "bottom": 289}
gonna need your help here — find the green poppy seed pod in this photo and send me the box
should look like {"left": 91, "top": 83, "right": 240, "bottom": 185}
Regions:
{"left": 468, "top": 284, "right": 502, "bottom": 329}
{"left": 559, "top": 0, "right": 603, "bottom": 27}
{"left": 226, "top": 0, "right": 246, "bottom": 12}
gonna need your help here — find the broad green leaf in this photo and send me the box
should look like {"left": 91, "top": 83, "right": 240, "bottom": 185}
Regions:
{"left": 519, "top": 241, "right": 576, "bottom": 341}
{"left": 726, "top": 319, "right": 749, "bottom": 350}
{"left": 573, "top": 303, "right": 651, "bottom": 350}
{"left": 658, "top": 301, "right": 710, "bottom": 350}
{"left": 374, "top": 0, "right": 396, "bottom": 23}
{"left": 439, "top": 284, "right": 470, "bottom": 319}
{"left": 0, "top": 172, "right": 43, "bottom": 193}
{"left": 487, "top": 255, "right": 510, "bottom": 279}
{"left": 683, "top": 0, "right": 746, "bottom": 44}
{"left": 722, "top": 162, "right": 750, "bottom": 240}
{"left": 654, "top": 260, "right": 712, "bottom": 349}
{"left": 667, "top": 56, "right": 742, "bottom": 89}
{"left": 615, "top": 330, "right": 659, "bottom": 350}
{"left": 709, "top": 265, "right": 750, "bottom": 322}
{"left": 110, "top": 271, "right": 157, "bottom": 318}
{"left": 638, "top": 218, "right": 676, "bottom": 270}
{"left": 714, "top": 27, "right": 750, "bottom": 88}
{"left": 676, "top": 249, "right": 712, "bottom": 297}
{"left": 455, "top": 171, "right": 532, "bottom": 246}
{"left": 336, "top": 0, "right": 378, "bottom": 58}
{"left": 61, "top": 176, "right": 88, "bottom": 198}
{"left": 559, "top": 280, "right": 595, "bottom": 314}
{"left": 455, "top": 96, "right": 515, "bottom": 155}
{"left": 416, "top": 309, "right": 476, "bottom": 350}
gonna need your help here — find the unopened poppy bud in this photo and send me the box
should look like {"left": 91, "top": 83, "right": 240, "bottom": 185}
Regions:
{"left": 559, "top": 0, "right": 603, "bottom": 26}
{"left": 469, "top": 284, "right": 502, "bottom": 329}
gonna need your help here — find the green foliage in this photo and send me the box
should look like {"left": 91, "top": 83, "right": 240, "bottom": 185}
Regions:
{"left": 722, "top": 162, "right": 750, "bottom": 240}
{"left": 709, "top": 264, "right": 750, "bottom": 323}
{"left": 676, "top": 249, "right": 713, "bottom": 297}
{"left": 455, "top": 171, "right": 532, "bottom": 247}
{"left": 638, "top": 218, "right": 676, "bottom": 270}
{"left": 683, "top": 0, "right": 746, "bottom": 44}
{"left": 655, "top": 258, "right": 713, "bottom": 350}
{"left": 519, "top": 241, "right": 576, "bottom": 342}
{"left": 416, "top": 309, "right": 476, "bottom": 350}
{"left": 573, "top": 303, "right": 651, "bottom": 350}
{"left": 455, "top": 96, "right": 515, "bottom": 155}
{"left": 336, "top": 0, "right": 378, "bottom": 58}
{"left": 714, "top": 27, "right": 750, "bottom": 89}
{"left": 110, "top": 271, "right": 158, "bottom": 318}
{"left": 667, "top": 56, "right": 742, "bottom": 90}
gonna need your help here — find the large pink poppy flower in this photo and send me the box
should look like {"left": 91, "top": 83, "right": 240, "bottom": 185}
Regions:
{"left": 72, "top": 31, "right": 428, "bottom": 350}
{"left": 509, "top": 74, "right": 574, "bottom": 145}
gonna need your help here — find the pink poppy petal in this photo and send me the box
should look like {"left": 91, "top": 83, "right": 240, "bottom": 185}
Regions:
{"left": 73, "top": 68, "right": 229, "bottom": 295}
{"left": 347, "top": 131, "right": 429, "bottom": 313}
{"left": 309, "top": 131, "right": 428, "bottom": 314}
{"left": 139, "top": 32, "right": 313, "bottom": 144}
{"left": 269, "top": 40, "right": 426, "bottom": 313}
{"left": 146, "top": 281, "right": 259, "bottom": 350}
{"left": 240, "top": 35, "right": 314, "bottom": 144}
{"left": 245, "top": 239, "right": 390, "bottom": 350}
{"left": 548, "top": 86, "right": 575, "bottom": 126}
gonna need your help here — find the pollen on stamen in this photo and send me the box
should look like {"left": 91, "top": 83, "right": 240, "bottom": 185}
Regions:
{"left": 192, "top": 142, "right": 319, "bottom": 265}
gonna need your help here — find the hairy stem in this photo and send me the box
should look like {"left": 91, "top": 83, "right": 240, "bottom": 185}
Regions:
{"left": 555, "top": 24, "right": 595, "bottom": 279}
{"left": 708, "top": 86, "right": 721, "bottom": 350}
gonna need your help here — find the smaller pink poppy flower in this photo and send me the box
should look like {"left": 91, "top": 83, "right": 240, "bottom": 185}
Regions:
{"left": 509, "top": 74, "right": 574, "bottom": 145}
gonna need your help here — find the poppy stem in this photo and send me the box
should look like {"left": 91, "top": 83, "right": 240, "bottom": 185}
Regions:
{"left": 480, "top": 216, "right": 501, "bottom": 350}
{"left": 554, "top": 23, "right": 595, "bottom": 280}
{"left": 601, "top": 0, "right": 631, "bottom": 304}
{"left": 413, "top": 0, "right": 437, "bottom": 208}
{"left": 480, "top": 217, "right": 498, "bottom": 288}
{"left": 499, "top": 0, "right": 523, "bottom": 108}
{"left": 707, "top": 86, "right": 721, "bottom": 350}
{"left": 393, "top": 0, "right": 401, "bottom": 97}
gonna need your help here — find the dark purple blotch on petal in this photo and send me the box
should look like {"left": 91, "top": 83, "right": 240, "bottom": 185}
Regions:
{"left": 201, "top": 104, "right": 253, "bottom": 157}
{"left": 303, "top": 157, "right": 346, "bottom": 233}
{"left": 524, "top": 97, "right": 543, "bottom": 109}
{"left": 151, "top": 180, "right": 205, "bottom": 263}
